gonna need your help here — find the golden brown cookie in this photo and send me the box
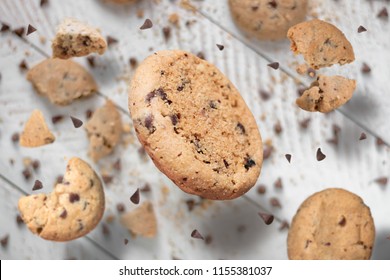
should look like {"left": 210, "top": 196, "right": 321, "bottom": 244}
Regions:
{"left": 52, "top": 18, "right": 107, "bottom": 59}
{"left": 287, "top": 188, "right": 375, "bottom": 260}
{"left": 120, "top": 202, "right": 157, "bottom": 238}
{"left": 229, "top": 0, "right": 308, "bottom": 40}
{"left": 20, "top": 110, "right": 55, "bottom": 147}
{"left": 27, "top": 58, "right": 97, "bottom": 106}
{"left": 85, "top": 100, "right": 123, "bottom": 162}
{"left": 296, "top": 75, "right": 356, "bottom": 113}
{"left": 287, "top": 19, "right": 355, "bottom": 69}
{"left": 129, "top": 50, "right": 263, "bottom": 200}
{"left": 18, "top": 157, "right": 105, "bottom": 241}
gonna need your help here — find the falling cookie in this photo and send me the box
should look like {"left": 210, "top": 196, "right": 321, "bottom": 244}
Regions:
{"left": 20, "top": 110, "right": 55, "bottom": 147}
{"left": 129, "top": 50, "right": 263, "bottom": 200}
{"left": 27, "top": 58, "right": 97, "bottom": 105}
{"left": 85, "top": 100, "right": 123, "bottom": 162}
{"left": 229, "top": 0, "right": 308, "bottom": 40}
{"left": 287, "top": 188, "right": 375, "bottom": 260}
{"left": 18, "top": 157, "right": 105, "bottom": 241}
{"left": 120, "top": 202, "right": 157, "bottom": 238}
{"left": 287, "top": 19, "right": 355, "bottom": 69}
{"left": 296, "top": 75, "right": 356, "bottom": 113}
{"left": 52, "top": 18, "right": 107, "bottom": 59}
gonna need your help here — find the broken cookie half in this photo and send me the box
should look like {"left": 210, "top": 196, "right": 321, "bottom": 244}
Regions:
{"left": 20, "top": 110, "right": 55, "bottom": 147}
{"left": 296, "top": 75, "right": 356, "bottom": 113}
{"left": 52, "top": 18, "right": 107, "bottom": 59}
{"left": 18, "top": 157, "right": 105, "bottom": 241}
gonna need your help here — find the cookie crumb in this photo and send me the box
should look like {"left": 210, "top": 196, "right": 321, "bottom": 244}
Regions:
{"left": 258, "top": 212, "right": 274, "bottom": 225}
{"left": 140, "top": 19, "right": 153, "bottom": 30}
{"left": 191, "top": 229, "right": 204, "bottom": 240}
{"left": 168, "top": 13, "right": 180, "bottom": 26}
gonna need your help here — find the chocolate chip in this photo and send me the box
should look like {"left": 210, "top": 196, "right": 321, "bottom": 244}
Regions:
{"left": 186, "top": 199, "right": 196, "bottom": 211}
{"left": 259, "top": 90, "right": 271, "bottom": 101}
{"left": 16, "top": 215, "right": 24, "bottom": 225}
{"left": 274, "top": 122, "right": 282, "bottom": 134}
{"left": 85, "top": 109, "right": 93, "bottom": 120}
{"left": 140, "top": 19, "right": 153, "bottom": 30}
{"left": 0, "top": 235, "right": 9, "bottom": 248}
{"left": 60, "top": 209, "right": 67, "bottom": 219}
{"left": 51, "top": 115, "right": 63, "bottom": 124}
{"left": 124, "top": 238, "right": 129, "bottom": 245}
{"left": 361, "top": 63, "right": 371, "bottom": 74}
{"left": 32, "top": 180, "right": 43, "bottom": 191}
{"left": 357, "top": 25, "right": 367, "bottom": 33}
{"left": 102, "top": 224, "right": 110, "bottom": 236}
{"left": 191, "top": 229, "right": 204, "bottom": 240}
{"left": 258, "top": 212, "right": 274, "bottom": 225}
{"left": 1, "top": 23, "right": 10, "bottom": 32}
{"left": 324, "top": 242, "right": 331, "bottom": 246}
{"left": 274, "top": 178, "right": 283, "bottom": 189}
{"left": 257, "top": 185, "right": 266, "bottom": 194}
{"left": 87, "top": 56, "right": 95, "bottom": 68}
{"left": 376, "top": 137, "right": 385, "bottom": 147}
{"left": 106, "top": 36, "right": 118, "bottom": 46}
{"left": 129, "top": 57, "right": 138, "bottom": 69}
{"left": 236, "top": 122, "right": 246, "bottom": 134}
{"left": 26, "top": 24, "right": 37, "bottom": 36}
{"left": 19, "top": 60, "right": 28, "bottom": 71}
{"left": 140, "top": 183, "right": 151, "bottom": 193}
{"left": 13, "top": 27, "right": 25, "bottom": 37}
{"left": 270, "top": 197, "right": 281, "bottom": 208}
{"left": 244, "top": 156, "right": 256, "bottom": 170}
{"left": 223, "top": 159, "right": 229, "bottom": 168}
{"left": 268, "top": 0, "right": 277, "bottom": 9}
{"left": 56, "top": 175, "right": 63, "bottom": 184}
{"left": 40, "top": 0, "right": 49, "bottom": 7}
{"left": 279, "top": 220, "right": 289, "bottom": 231}
{"left": 113, "top": 159, "right": 121, "bottom": 171}
{"left": 196, "top": 52, "right": 205, "bottom": 60}
{"left": 316, "top": 148, "right": 326, "bottom": 161}
{"left": 375, "top": 177, "right": 388, "bottom": 186}
{"left": 359, "top": 132, "right": 367, "bottom": 141}
{"left": 205, "top": 235, "right": 213, "bottom": 245}
{"left": 267, "top": 62, "right": 279, "bottom": 70}
{"left": 263, "top": 145, "right": 273, "bottom": 160}
{"left": 70, "top": 116, "right": 83, "bottom": 128}
{"left": 146, "top": 88, "right": 171, "bottom": 104}
{"left": 116, "top": 203, "right": 125, "bottom": 213}
{"left": 102, "top": 175, "right": 113, "bottom": 185}
{"left": 216, "top": 44, "right": 224, "bottom": 51}
{"left": 162, "top": 26, "right": 171, "bottom": 40}
{"left": 130, "top": 188, "right": 140, "bottom": 204}
{"left": 22, "top": 168, "right": 32, "bottom": 180}
{"left": 11, "top": 132, "right": 20, "bottom": 142}
{"left": 69, "top": 193, "right": 80, "bottom": 203}
{"left": 377, "top": 7, "right": 388, "bottom": 19}
{"left": 285, "top": 154, "right": 292, "bottom": 163}
{"left": 170, "top": 114, "right": 179, "bottom": 125}
{"left": 32, "top": 160, "right": 40, "bottom": 171}
{"left": 144, "top": 114, "right": 156, "bottom": 133}
{"left": 338, "top": 215, "right": 346, "bottom": 226}
{"left": 209, "top": 100, "right": 219, "bottom": 109}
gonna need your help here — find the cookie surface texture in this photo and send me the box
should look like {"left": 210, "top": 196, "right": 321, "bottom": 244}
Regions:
{"left": 229, "top": 0, "right": 308, "bottom": 40}
{"left": 20, "top": 109, "right": 55, "bottom": 147}
{"left": 287, "top": 188, "right": 375, "bottom": 260}
{"left": 129, "top": 50, "right": 263, "bottom": 200}
{"left": 18, "top": 157, "right": 105, "bottom": 241}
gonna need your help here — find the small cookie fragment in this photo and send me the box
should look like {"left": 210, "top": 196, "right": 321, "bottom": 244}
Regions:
{"left": 20, "top": 110, "right": 55, "bottom": 147}
{"left": 287, "top": 19, "right": 355, "bottom": 69}
{"left": 287, "top": 188, "right": 375, "bottom": 260}
{"left": 18, "top": 157, "right": 105, "bottom": 241}
{"left": 27, "top": 58, "right": 97, "bottom": 105}
{"left": 120, "top": 202, "right": 157, "bottom": 238}
{"left": 85, "top": 100, "right": 123, "bottom": 162}
{"left": 52, "top": 18, "right": 107, "bottom": 59}
{"left": 296, "top": 75, "right": 356, "bottom": 113}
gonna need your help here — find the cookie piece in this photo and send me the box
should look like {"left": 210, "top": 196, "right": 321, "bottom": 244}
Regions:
{"left": 228, "top": 0, "right": 308, "bottom": 40}
{"left": 129, "top": 50, "right": 263, "bottom": 200}
{"left": 52, "top": 18, "right": 107, "bottom": 59}
{"left": 287, "top": 19, "right": 355, "bottom": 69}
{"left": 27, "top": 58, "right": 97, "bottom": 105}
{"left": 296, "top": 75, "right": 356, "bottom": 113}
{"left": 85, "top": 100, "right": 123, "bottom": 162}
{"left": 120, "top": 202, "right": 157, "bottom": 238}
{"left": 20, "top": 110, "right": 55, "bottom": 147}
{"left": 18, "top": 157, "right": 105, "bottom": 241}
{"left": 288, "top": 188, "right": 375, "bottom": 260}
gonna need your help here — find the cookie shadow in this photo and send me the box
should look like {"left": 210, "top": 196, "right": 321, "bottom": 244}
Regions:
{"left": 371, "top": 229, "right": 390, "bottom": 260}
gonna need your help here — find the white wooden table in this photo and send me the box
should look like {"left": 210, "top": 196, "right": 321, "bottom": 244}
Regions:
{"left": 0, "top": 0, "right": 389, "bottom": 260}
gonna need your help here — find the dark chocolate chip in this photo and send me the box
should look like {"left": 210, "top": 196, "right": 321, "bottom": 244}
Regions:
{"left": 87, "top": 56, "right": 95, "bottom": 68}
{"left": 0, "top": 235, "right": 9, "bottom": 247}
{"left": 13, "top": 27, "right": 25, "bottom": 37}
{"left": 85, "top": 109, "right": 93, "bottom": 120}
{"left": 316, "top": 148, "right": 326, "bottom": 161}
{"left": 299, "top": 118, "right": 310, "bottom": 129}
{"left": 1, "top": 23, "right": 10, "bottom": 32}
{"left": 257, "top": 185, "right": 266, "bottom": 194}
{"left": 191, "top": 229, "right": 204, "bottom": 240}
{"left": 244, "top": 156, "right": 256, "bottom": 170}
{"left": 106, "top": 36, "right": 118, "bottom": 46}
{"left": 361, "top": 63, "right": 371, "bottom": 74}
{"left": 236, "top": 122, "right": 246, "bottom": 134}
{"left": 377, "top": 7, "right": 388, "bottom": 19}
{"left": 70, "top": 116, "right": 83, "bottom": 128}
{"left": 274, "top": 178, "right": 283, "bottom": 189}
{"left": 69, "top": 193, "right": 80, "bottom": 203}
{"left": 376, "top": 137, "right": 385, "bottom": 147}
{"left": 270, "top": 197, "right": 281, "bottom": 208}
{"left": 16, "top": 215, "right": 24, "bottom": 225}
{"left": 130, "top": 188, "right": 140, "bottom": 204}
{"left": 102, "top": 224, "right": 110, "bottom": 236}
{"left": 357, "top": 25, "right": 367, "bottom": 33}
{"left": 40, "top": 0, "right": 49, "bottom": 7}
{"left": 22, "top": 168, "right": 32, "bottom": 180}
{"left": 162, "top": 26, "right": 171, "bottom": 41}
{"left": 338, "top": 216, "right": 346, "bottom": 226}
{"left": 26, "top": 24, "right": 37, "bottom": 36}
{"left": 258, "top": 212, "right": 274, "bottom": 225}
{"left": 209, "top": 100, "right": 218, "bottom": 109}
{"left": 102, "top": 175, "right": 113, "bottom": 185}
{"left": 285, "top": 154, "right": 292, "bottom": 163}
{"left": 19, "top": 60, "right": 28, "bottom": 71}
{"left": 359, "top": 132, "right": 367, "bottom": 141}
{"left": 51, "top": 115, "right": 63, "bottom": 124}
{"left": 129, "top": 57, "right": 138, "bottom": 69}
{"left": 60, "top": 209, "right": 67, "bottom": 219}
{"left": 223, "top": 159, "right": 229, "bottom": 168}
{"left": 268, "top": 0, "right": 277, "bottom": 9}
{"left": 32, "top": 160, "right": 40, "bottom": 171}
{"left": 196, "top": 52, "right": 205, "bottom": 60}
{"left": 11, "top": 132, "right": 20, "bottom": 142}
{"left": 116, "top": 203, "right": 125, "bottom": 213}
{"left": 113, "top": 159, "right": 121, "bottom": 171}
{"left": 124, "top": 238, "right": 129, "bottom": 245}
{"left": 375, "top": 177, "right": 388, "bottom": 186}
{"left": 56, "top": 175, "right": 63, "bottom": 184}
{"left": 267, "top": 62, "right": 279, "bottom": 70}
{"left": 140, "top": 19, "right": 153, "bottom": 30}
{"left": 216, "top": 44, "right": 224, "bottom": 51}
{"left": 259, "top": 90, "right": 271, "bottom": 101}
{"left": 279, "top": 220, "right": 289, "bottom": 231}
{"left": 32, "top": 180, "right": 43, "bottom": 191}
{"left": 274, "top": 122, "right": 282, "bottom": 134}
{"left": 263, "top": 146, "right": 273, "bottom": 160}
{"left": 324, "top": 242, "right": 331, "bottom": 246}
{"left": 170, "top": 114, "right": 179, "bottom": 125}
{"left": 140, "top": 183, "right": 151, "bottom": 193}
{"left": 144, "top": 114, "right": 156, "bottom": 133}
{"left": 186, "top": 199, "right": 196, "bottom": 211}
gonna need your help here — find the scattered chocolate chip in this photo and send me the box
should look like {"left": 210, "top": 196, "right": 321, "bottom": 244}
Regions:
{"left": 263, "top": 145, "right": 273, "bottom": 160}
{"left": 186, "top": 199, "right": 196, "bottom": 211}
{"left": 26, "top": 24, "right": 37, "bottom": 36}
{"left": 32, "top": 179, "right": 43, "bottom": 191}
{"left": 124, "top": 238, "right": 129, "bottom": 245}
{"left": 140, "top": 19, "right": 153, "bottom": 30}
{"left": 324, "top": 242, "right": 331, "bottom": 246}
{"left": 1, "top": 23, "right": 10, "bottom": 32}
{"left": 359, "top": 132, "right": 367, "bottom": 141}
{"left": 279, "top": 220, "right": 289, "bottom": 231}
{"left": 102, "top": 175, "right": 113, "bottom": 185}
{"left": 40, "top": 0, "right": 49, "bottom": 7}
{"left": 70, "top": 116, "right": 83, "bottom": 128}
{"left": 268, "top": 0, "right": 277, "bottom": 9}
{"left": 338, "top": 216, "right": 346, "bottom": 226}
{"left": 285, "top": 154, "right": 292, "bottom": 163}
{"left": 87, "top": 56, "right": 95, "bottom": 68}
{"left": 113, "top": 159, "right": 121, "bottom": 171}
{"left": 216, "top": 44, "right": 224, "bottom": 51}
{"left": 376, "top": 137, "right": 385, "bottom": 147}
{"left": 257, "top": 184, "right": 266, "bottom": 194}
{"left": 270, "top": 197, "right": 281, "bottom": 208}
{"left": 375, "top": 177, "right": 388, "bottom": 186}
{"left": 32, "top": 160, "right": 40, "bottom": 171}
{"left": 361, "top": 63, "right": 371, "bottom": 74}
{"left": 13, "top": 27, "right": 25, "bottom": 37}
{"left": 19, "top": 60, "right": 28, "bottom": 71}
{"left": 85, "top": 109, "right": 93, "bottom": 120}
{"left": 130, "top": 188, "right": 140, "bottom": 204}
{"left": 102, "top": 224, "right": 110, "bottom": 236}
{"left": 316, "top": 148, "right": 326, "bottom": 161}
{"left": 116, "top": 203, "right": 125, "bottom": 213}
{"left": 274, "top": 178, "right": 283, "bottom": 189}
{"left": 129, "top": 57, "right": 138, "bottom": 69}
{"left": 162, "top": 26, "right": 171, "bottom": 41}
{"left": 377, "top": 7, "right": 388, "bottom": 19}
{"left": 196, "top": 52, "right": 205, "bottom": 60}
{"left": 69, "top": 193, "right": 80, "bottom": 203}
{"left": 205, "top": 235, "right": 213, "bottom": 245}
{"left": 267, "top": 62, "right": 279, "bottom": 70}
{"left": 11, "top": 132, "right": 20, "bottom": 142}
{"left": 259, "top": 90, "right": 271, "bottom": 101}
{"left": 60, "top": 209, "right": 67, "bottom": 219}
{"left": 51, "top": 115, "right": 63, "bottom": 124}
{"left": 0, "top": 235, "right": 9, "bottom": 247}
{"left": 106, "top": 36, "right": 118, "bottom": 47}
{"left": 16, "top": 215, "right": 24, "bottom": 225}
{"left": 258, "top": 212, "right": 274, "bottom": 225}
{"left": 22, "top": 168, "right": 32, "bottom": 180}
{"left": 274, "top": 122, "right": 282, "bottom": 134}
{"left": 357, "top": 25, "right": 367, "bottom": 33}
{"left": 244, "top": 156, "right": 256, "bottom": 170}
{"left": 56, "top": 175, "right": 63, "bottom": 184}
{"left": 140, "top": 183, "right": 151, "bottom": 193}
{"left": 191, "top": 229, "right": 204, "bottom": 240}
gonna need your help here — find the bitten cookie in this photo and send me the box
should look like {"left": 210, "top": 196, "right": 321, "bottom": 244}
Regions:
{"left": 120, "top": 202, "right": 157, "bottom": 238}
{"left": 287, "top": 188, "right": 375, "bottom": 260}
{"left": 296, "top": 75, "right": 356, "bottom": 113}
{"left": 52, "top": 18, "right": 107, "bottom": 59}
{"left": 229, "top": 0, "right": 308, "bottom": 40}
{"left": 27, "top": 58, "right": 97, "bottom": 105}
{"left": 287, "top": 19, "right": 355, "bottom": 69}
{"left": 20, "top": 110, "right": 55, "bottom": 147}
{"left": 85, "top": 100, "right": 123, "bottom": 162}
{"left": 18, "top": 157, "right": 105, "bottom": 241}
{"left": 129, "top": 50, "right": 263, "bottom": 200}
